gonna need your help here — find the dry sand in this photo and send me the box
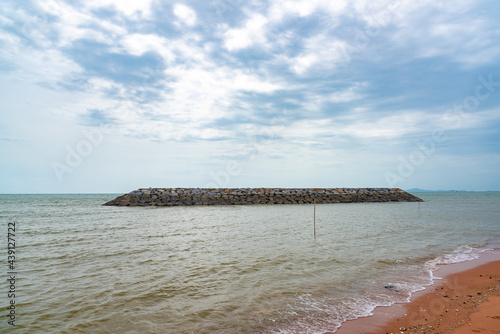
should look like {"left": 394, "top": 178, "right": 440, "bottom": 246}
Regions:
{"left": 334, "top": 259, "right": 500, "bottom": 334}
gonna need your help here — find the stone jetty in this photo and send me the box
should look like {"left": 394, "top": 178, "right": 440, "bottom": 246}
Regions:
{"left": 103, "top": 188, "right": 422, "bottom": 207}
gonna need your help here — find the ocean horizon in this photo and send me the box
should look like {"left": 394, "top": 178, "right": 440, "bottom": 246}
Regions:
{"left": 1, "top": 191, "right": 500, "bottom": 333}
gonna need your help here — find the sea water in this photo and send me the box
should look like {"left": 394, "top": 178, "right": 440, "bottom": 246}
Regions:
{"left": 1, "top": 192, "right": 499, "bottom": 333}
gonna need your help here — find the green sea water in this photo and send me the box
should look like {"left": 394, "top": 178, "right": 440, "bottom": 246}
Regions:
{"left": 1, "top": 192, "right": 499, "bottom": 333}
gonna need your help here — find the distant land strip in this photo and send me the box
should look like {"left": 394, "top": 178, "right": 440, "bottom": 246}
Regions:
{"left": 103, "top": 188, "right": 423, "bottom": 207}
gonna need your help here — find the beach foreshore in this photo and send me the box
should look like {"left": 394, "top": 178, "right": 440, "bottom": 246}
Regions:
{"left": 334, "top": 250, "right": 500, "bottom": 334}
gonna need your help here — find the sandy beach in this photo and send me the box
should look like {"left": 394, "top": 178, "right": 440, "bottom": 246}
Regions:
{"left": 335, "top": 258, "right": 500, "bottom": 334}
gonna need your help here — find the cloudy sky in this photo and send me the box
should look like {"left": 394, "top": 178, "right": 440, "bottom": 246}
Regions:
{"left": 1, "top": 0, "right": 500, "bottom": 193}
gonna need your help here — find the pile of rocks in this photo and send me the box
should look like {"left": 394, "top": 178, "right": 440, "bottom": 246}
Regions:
{"left": 103, "top": 188, "right": 422, "bottom": 207}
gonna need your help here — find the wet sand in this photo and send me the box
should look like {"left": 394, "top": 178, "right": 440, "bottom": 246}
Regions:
{"left": 334, "top": 256, "right": 500, "bottom": 334}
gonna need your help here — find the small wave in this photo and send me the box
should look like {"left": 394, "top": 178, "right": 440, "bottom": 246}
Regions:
{"left": 274, "top": 245, "right": 495, "bottom": 334}
{"left": 424, "top": 244, "right": 491, "bottom": 273}
{"left": 376, "top": 256, "right": 429, "bottom": 266}
{"left": 269, "top": 291, "right": 409, "bottom": 334}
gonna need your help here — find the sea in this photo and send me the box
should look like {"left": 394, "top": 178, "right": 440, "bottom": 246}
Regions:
{"left": 1, "top": 191, "right": 500, "bottom": 333}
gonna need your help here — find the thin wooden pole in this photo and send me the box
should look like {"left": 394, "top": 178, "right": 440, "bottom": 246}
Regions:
{"left": 314, "top": 198, "right": 316, "bottom": 236}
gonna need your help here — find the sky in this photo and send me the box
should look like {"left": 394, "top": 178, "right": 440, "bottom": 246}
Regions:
{"left": 1, "top": 0, "right": 500, "bottom": 193}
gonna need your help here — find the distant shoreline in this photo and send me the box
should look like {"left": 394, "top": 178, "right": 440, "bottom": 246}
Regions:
{"left": 103, "top": 187, "right": 423, "bottom": 207}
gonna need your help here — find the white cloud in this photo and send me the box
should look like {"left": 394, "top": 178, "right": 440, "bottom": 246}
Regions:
{"left": 223, "top": 14, "right": 269, "bottom": 51}
{"left": 442, "top": 108, "right": 500, "bottom": 131}
{"left": 288, "top": 35, "right": 351, "bottom": 74}
{"left": 32, "top": 0, "right": 126, "bottom": 47}
{"left": 87, "top": 0, "right": 154, "bottom": 18}
{"left": 119, "top": 33, "right": 176, "bottom": 63}
{"left": 155, "top": 65, "right": 282, "bottom": 124}
{"left": 220, "top": 0, "right": 349, "bottom": 53}
{"left": 271, "top": 0, "right": 500, "bottom": 75}
{"left": 0, "top": 12, "right": 13, "bottom": 25}
{"left": 326, "top": 83, "right": 368, "bottom": 103}
{"left": 332, "top": 106, "right": 500, "bottom": 140}
{"left": 422, "top": 18, "right": 500, "bottom": 67}
{"left": 288, "top": 82, "right": 368, "bottom": 114}
{"left": 111, "top": 28, "right": 284, "bottom": 138}
{"left": 268, "top": 0, "right": 348, "bottom": 22}
{"left": 290, "top": 54, "right": 318, "bottom": 75}
{"left": 101, "top": 28, "right": 284, "bottom": 141}
{"left": 268, "top": 0, "right": 319, "bottom": 20}
{"left": 277, "top": 109, "right": 449, "bottom": 143}
{"left": 384, "top": 1, "right": 500, "bottom": 67}
{"left": 118, "top": 32, "right": 212, "bottom": 69}
{"left": 0, "top": 31, "right": 82, "bottom": 84}
{"left": 335, "top": 112, "right": 425, "bottom": 139}
{"left": 173, "top": 4, "right": 197, "bottom": 27}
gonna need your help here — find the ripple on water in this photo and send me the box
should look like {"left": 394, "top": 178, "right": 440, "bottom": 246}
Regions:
{"left": 2, "top": 193, "right": 500, "bottom": 333}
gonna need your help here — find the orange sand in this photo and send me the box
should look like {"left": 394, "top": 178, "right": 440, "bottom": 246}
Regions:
{"left": 334, "top": 260, "right": 500, "bottom": 334}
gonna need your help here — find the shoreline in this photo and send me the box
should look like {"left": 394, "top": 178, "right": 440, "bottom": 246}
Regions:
{"left": 334, "top": 249, "right": 500, "bottom": 333}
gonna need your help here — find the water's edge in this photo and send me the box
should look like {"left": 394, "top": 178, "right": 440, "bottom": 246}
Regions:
{"left": 335, "top": 246, "right": 500, "bottom": 333}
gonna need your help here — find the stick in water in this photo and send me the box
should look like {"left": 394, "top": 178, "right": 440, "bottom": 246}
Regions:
{"left": 314, "top": 198, "right": 316, "bottom": 236}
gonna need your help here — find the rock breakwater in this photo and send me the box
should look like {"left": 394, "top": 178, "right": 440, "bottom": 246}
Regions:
{"left": 103, "top": 188, "right": 422, "bottom": 207}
